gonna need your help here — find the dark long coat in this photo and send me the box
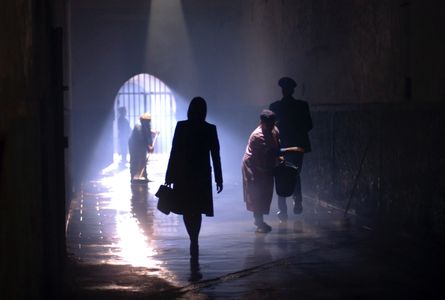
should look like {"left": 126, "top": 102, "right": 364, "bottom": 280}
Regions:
{"left": 165, "top": 120, "right": 223, "bottom": 216}
{"left": 269, "top": 97, "right": 313, "bottom": 152}
{"left": 128, "top": 123, "right": 153, "bottom": 179}
{"left": 118, "top": 116, "right": 131, "bottom": 156}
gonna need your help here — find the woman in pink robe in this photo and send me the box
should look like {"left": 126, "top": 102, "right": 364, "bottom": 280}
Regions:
{"left": 242, "top": 110, "right": 304, "bottom": 233}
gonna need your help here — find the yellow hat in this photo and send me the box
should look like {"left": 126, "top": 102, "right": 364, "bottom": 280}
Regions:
{"left": 140, "top": 112, "right": 151, "bottom": 120}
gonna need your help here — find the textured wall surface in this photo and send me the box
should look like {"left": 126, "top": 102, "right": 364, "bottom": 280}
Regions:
{"left": 0, "top": 1, "right": 43, "bottom": 298}
{"left": 0, "top": 1, "right": 67, "bottom": 299}
{"left": 304, "top": 104, "right": 445, "bottom": 238}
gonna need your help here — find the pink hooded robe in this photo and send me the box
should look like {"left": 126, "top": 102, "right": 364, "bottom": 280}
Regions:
{"left": 242, "top": 125, "right": 280, "bottom": 214}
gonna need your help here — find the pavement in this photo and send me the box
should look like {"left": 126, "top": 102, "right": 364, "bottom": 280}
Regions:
{"left": 65, "top": 154, "right": 444, "bottom": 299}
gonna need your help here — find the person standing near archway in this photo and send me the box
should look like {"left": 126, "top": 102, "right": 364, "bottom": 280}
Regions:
{"left": 117, "top": 106, "right": 131, "bottom": 168}
{"left": 128, "top": 112, "right": 154, "bottom": 183}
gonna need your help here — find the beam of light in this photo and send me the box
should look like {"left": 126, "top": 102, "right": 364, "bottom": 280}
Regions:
{"left": 145, "top": 0, "right": 198, "bottom": 89}
{"left": 66, "top": 167, "right": 184, "bottom": 288}
{"left": 93, "top": 172, "right": 162, "bottom": 270}
{"left": 100, "top": 0, "right": 199, "bottom": 178}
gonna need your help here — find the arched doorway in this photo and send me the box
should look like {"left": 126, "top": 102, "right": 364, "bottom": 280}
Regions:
{"left": 113, "top": 74, "right": 176, "bottom": 164}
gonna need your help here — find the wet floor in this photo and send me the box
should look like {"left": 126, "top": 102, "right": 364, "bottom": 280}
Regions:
{"left": 65, "top": 154, "right": 444, "bottom": 299}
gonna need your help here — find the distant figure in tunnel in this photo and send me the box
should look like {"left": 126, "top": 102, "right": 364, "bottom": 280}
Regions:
{"left": 165, "top": 97, "right": 223, "bottom": 261}
{"left": 128, "top": 112, "right": 154, "bottom": 184}
{"left": 269, "top": 77, "right": 313, "bottom": 221}
{"left": 242, "top": 109, "right": 304, "bottom": 233}
{"left": 117, "top": 106, "right": 131, "bottom": 168}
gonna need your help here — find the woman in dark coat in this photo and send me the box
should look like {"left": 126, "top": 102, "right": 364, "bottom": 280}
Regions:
{"left": 165, "top": 97, "right": 223, "bottom": 259}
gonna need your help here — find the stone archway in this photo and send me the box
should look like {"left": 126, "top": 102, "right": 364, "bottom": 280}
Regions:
{"left": 113, "top": 73, "right": 177, "bottom": 163}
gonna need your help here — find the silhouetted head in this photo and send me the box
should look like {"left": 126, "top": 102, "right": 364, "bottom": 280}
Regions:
{"left": 139, "top": 112, "right": 151, "bottom": 128}
{"left": 187, "top": 97, "right": 207, "bottom": 121}
{"left": 118, "top": 106, "right": 127, "bottom": 117}
{"left": 278, "top": 77, "right": 297, "bottom": 98}
{"left": 260, "top": 109, "right": 276, "bottom": 131}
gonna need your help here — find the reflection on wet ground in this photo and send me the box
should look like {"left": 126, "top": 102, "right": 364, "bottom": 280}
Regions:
{"left": 65, "top": 155, "right": 444, "bottom": 299}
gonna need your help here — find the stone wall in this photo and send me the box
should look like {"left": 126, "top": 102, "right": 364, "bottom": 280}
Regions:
{"left": 304, "top": 104, "right": 445, "bottom": 238}
{"left": 0, "top": 0, "right": 67, "bottom": 299}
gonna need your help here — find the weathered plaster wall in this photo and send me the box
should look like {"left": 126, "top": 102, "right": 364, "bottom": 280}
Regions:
{"left": 304, "top": 104, "right": 445, "bottom": 237}
{"left": 0, "top": 0, "right": 67, "bottom": 298}
{"left": 0, "top": 1, "right": 43, "bottom": 298}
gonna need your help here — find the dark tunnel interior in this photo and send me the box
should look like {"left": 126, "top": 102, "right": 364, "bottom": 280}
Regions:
{"left": 1, "top": 0, "right": 445, "bottom": 299}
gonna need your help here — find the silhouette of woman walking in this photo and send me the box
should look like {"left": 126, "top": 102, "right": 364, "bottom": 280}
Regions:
{"left": 165, "top": 97, "right": 223, "bottom": 262}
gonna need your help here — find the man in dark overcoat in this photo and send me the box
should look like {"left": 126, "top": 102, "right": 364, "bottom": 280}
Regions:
{"left": 117, "top": 106, "right": 131, "bottom": 167}
{"left": 269, "top": 77, "right": 313, "bottom": 221}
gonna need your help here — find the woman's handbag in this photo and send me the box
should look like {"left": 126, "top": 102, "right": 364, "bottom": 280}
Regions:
{"left": 155, "top": 184, "right": 176, "bottom": 215}
{"left": 274, "top": 160, "right": 299, "bottom": 197}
